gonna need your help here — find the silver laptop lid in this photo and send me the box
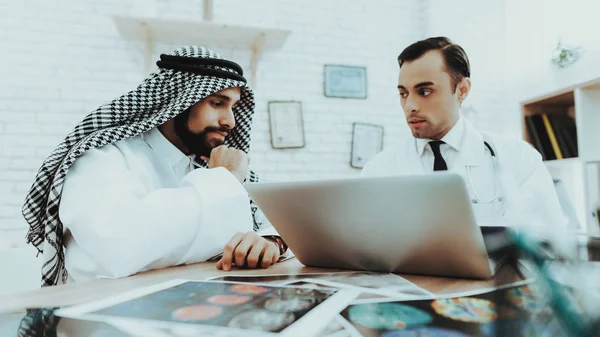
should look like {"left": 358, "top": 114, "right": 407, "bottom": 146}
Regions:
{"left": 247, "top": 173, "right": 492, "bottom": 279}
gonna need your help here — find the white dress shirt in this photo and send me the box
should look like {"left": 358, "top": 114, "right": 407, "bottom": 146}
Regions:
{"left": 362, "top": 116, "right": 569, "bottom": 245}
{"left": 414, "top": 115, "right": 466, "bottom": 171}
{"left": 60, "top": 127, "right": 276, "bottom": 282}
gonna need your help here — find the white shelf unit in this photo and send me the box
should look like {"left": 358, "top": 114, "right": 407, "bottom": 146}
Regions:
{"left": 521, "top": 78, "right": 600, "bottom": 235}
{"left": 112, "top": 15, "right": 291, "bottom": 87}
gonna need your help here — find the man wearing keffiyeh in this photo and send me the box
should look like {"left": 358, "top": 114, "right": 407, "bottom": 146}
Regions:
{"left": 22, "top": 46, "right": 287, "bottom": 286}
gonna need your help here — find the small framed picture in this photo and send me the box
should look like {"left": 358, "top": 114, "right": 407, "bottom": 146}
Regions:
{"left": 351, "top": 123, "right": 384, "bottom": 168}
{"left": 268, "top": 101, "right": 305, "bottom": 149}
{"left": 324, "top": 65, "right": 367, "bottom": 99}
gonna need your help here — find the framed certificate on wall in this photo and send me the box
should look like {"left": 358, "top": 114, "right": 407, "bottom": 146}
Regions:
{"left": 268, "top": 101, "right": 305, "bottom": 149}
{"left": 350, "top": 122, "right": 384, "bottom": 168}
{"left": 324, "top": 65, "right": 367, "bottom": 99}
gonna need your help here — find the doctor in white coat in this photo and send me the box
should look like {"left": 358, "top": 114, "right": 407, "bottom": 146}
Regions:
{"left": 362, "top": 37, "right": 568, "bottom": 243}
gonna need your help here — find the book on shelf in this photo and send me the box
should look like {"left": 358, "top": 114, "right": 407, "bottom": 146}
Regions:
{"left": 525, "top": 114, "right": 556, "bottom": 160}
{"left": 525, "top": 115, "right": 546, "bottom": 159}
{"left": 542, "top": 114, "right": 563, "bottom": 159}
{"left": 524, "top": 113, "right": 578, "bottom": 161}
{"left": 551, "top": 115, "right": 578, "bottom": 158}
{"left": 551, "top": 116, "right": 573, "bottom": 158}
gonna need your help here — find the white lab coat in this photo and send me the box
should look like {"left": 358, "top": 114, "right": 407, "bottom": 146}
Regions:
{"left": 59, "top": 127, "right": 277, "bottom": 282}
{"left": 362, "top": 117, "right": 568, "bottom": 240}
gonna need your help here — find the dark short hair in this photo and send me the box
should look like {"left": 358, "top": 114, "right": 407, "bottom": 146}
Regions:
{"left": 398, "top": 37, "right": 470, "bottom": 89}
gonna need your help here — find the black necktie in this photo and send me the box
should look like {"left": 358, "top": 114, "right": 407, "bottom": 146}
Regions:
{"left": 429, "top": 140, "right": 448, "bottom": 171}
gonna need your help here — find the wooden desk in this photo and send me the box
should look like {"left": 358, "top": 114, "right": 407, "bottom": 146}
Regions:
{"left": 0, "top": 258, "right": 523, "bottom": 314}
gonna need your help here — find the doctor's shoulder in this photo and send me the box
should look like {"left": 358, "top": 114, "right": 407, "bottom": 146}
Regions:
{"left": 483, "top": 132, "right": 543, "bottom": 167}
{"left": 361, "top": 144, "right": 404, "bottom": 176}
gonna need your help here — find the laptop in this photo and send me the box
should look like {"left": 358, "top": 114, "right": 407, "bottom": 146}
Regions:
{"left": 246, "top": 173, "right": 498, "bottom": 280}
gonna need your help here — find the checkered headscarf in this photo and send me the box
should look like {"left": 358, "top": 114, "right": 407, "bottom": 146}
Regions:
{"left": 22, "top": 46, "right": 261, "bottom": 286}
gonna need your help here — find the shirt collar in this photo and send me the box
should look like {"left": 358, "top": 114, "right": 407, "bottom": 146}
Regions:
{"left": 143, "top": 127, "right": 191, "bottom": 168}
{"left": 415, "top": 115, "right": 466, "bottom": 157}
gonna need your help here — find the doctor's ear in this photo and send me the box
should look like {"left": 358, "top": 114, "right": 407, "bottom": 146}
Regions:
{"left": 456, "top": 77, "right": 471, "bottom": 103}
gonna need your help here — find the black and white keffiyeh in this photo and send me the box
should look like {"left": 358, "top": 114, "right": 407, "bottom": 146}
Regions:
{"left": 22, "top": 46, "right": 262, "bottom": 286}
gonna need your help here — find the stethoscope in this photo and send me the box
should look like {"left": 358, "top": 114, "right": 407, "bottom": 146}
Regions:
{"left": 465, "top": 141, "right": 503, "bottom": 205}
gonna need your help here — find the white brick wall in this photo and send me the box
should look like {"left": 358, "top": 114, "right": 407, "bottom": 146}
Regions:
{"left": 1, "top": 0, "right": 146, "bottom": 236}
{"left": 423, "top": 0, "right": 512, "bottom": 137}
{"left": 206, "top": 0, "right": 427, "bottom": 183}
{"left": 1, "top": 0, "right": 513, "bottom": 238}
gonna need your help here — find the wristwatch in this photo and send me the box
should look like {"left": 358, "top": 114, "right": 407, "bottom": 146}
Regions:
{"left": 264, "top": 236, "right": 288, "bottom": 256}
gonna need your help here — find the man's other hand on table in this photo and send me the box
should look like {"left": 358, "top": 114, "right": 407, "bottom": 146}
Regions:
{"left": 216, "top": 232, "right": 281, "bottom": 271}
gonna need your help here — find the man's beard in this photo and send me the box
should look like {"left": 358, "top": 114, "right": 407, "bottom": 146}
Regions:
{"left": 173, "top": 108, "right": 230, "bottom": 158}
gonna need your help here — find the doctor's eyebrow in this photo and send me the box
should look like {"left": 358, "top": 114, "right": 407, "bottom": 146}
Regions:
{"left": 397, "top": 82, "right": 435, "bottom": 90}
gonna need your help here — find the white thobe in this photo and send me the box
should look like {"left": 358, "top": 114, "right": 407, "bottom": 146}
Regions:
{"left": 60, "top": 127, "right": 276, "bottom": 282}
